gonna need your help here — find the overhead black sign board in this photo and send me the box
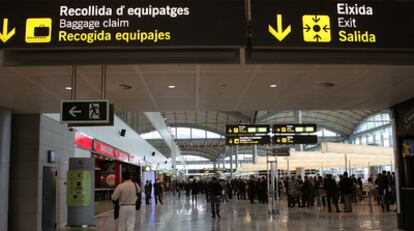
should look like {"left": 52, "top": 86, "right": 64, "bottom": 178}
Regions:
{"left": 226, "top": 124, "right": 270, "bottom": 135}
{"left": 251, "top": 0, "right": 414, "bottom": 50}
{"left": 271, "top": 148, "right": 290, "bottom": 156}
{"left": 273, "top": 124, "right": 317, "bottom": 134}
{"left": 61, "top": 100, "right": 111, "bottom": 125}
{"left": 0, "top": 0, "right": 245, "bottom": 49}
{"left": 273, "top": 135, "right": 317, "bottom": 144}
{"left": 226, "top": 135, "right": 271, "bottom": 145}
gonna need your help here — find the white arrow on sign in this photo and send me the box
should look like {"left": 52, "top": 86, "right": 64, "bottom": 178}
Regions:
{"left": 69, "top": 106, "right": 82, "bottom": 117}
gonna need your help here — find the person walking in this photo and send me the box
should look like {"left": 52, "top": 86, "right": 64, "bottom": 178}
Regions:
{"left": 219, "top": 179, "right": 229, "bottom": 202}
{"left": 154, "top": 179, "right": 164, "bottom": 205}
{"left": 111, "top": 172, "right": 142, "bottom": 231}
{"left": 339, "top": 172, "right": 354, "bottom": 212}
{"left": 324, "top": 174, "right": 340, "bottom": 213}
{"left": 248, "top": 177, "right": 256, "bottom": 204}
{"left": 302, "top": 175, "right": 314, "bottom": 207}
{"left": 377, "top": 171, "right": 390, "bottom": 211}
{"left": 209, "top": 177, "right": 223, "bottom": 218}
{"left": 144, "top": 180, "right": 151, "bottom": 204}
{"left": 365, "top": 177, "right": 376, "bottom": 206}
{"left": 191, "top": 179, "right": 200, "bottom": 203}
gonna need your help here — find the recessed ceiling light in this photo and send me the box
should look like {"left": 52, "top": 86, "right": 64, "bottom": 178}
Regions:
{"left": 270, "top": 84, "right": 278, "bottom": 88}
{"left": 119, "top": 83, "right": 133, "bottom": 90}
{"left": 168, "top": 85, "right": 176, "bottom": 89}
{"left": 65, "top": 87, "right": 72, "bottom": 90}
{"left": 318, "top": 82, "right": 335, "bottom": 88}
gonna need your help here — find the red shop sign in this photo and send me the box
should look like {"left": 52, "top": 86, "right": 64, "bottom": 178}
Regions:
{"left": 74, "top": 132, "right": 93, "bottom": 151}
{"left": 94, "top": 140, "right": 115, "bottom": 158}
{"left": 116, "top": 149, "right": 130, "bottom": 162}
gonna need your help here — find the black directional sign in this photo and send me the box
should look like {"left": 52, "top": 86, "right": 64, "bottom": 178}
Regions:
{"left": 226, "top": 124, "right": 270, "bottom": 135}
{"left": 273, "top": 124, "right": 317, "bottom": 134}
{"left": 273, "top": 135, "right": 317, "bottom": 144}
{"left": 271, "top": 148, "right": 290, "bottom": 156}
{"left": 251, "top": 0, "right": 414, "bottom": 50}
{"left": 226, "top": 135, "right": 271, "bottom": 146}
{"left": 0, "top": 0, "right": 245, "bottom": 49}
{"left": 61, "top": 100, "right": 110, "bottom": 125}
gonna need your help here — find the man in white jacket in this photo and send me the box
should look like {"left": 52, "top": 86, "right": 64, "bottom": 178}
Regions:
{"left": 112, "top": 172, "right": 142, "bottom": 231}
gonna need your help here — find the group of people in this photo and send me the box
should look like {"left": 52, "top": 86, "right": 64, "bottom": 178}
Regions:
{"left": 172, "top": 176, "right": 270, "bottom": 204}
{"left": 285, "top": 171, "right": 397, "bottom": 213}
{"left": 144, "top": 179, "right": 164, "bottom": 205}
{"left": 111, "top": 171, "right": 396, "bottom": 230}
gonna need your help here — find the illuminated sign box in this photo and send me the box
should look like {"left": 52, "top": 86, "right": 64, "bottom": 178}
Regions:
{"left": 0, "top": 0, "right": 245, "bottom": 49}
{"left": 251, "top": 0, "right": 414, "bottom": 50}
{"left": 226, "top": 124, "right": 270, "bottom": 134}
{"left": 273, "top": 135, "right": 317, "bottom": 144}
{"left": 226, "top": 135, "right": 271, "bottom": 145}
{"left": 273, "top": 124, "right": 317, "bottom": 134}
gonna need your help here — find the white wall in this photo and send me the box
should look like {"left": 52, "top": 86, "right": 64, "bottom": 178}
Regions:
{"left": 9, "top": 114, "right": 74, "bottom": 231}
{"left": 39, "top": 115, "right": 74, "bottom": 229}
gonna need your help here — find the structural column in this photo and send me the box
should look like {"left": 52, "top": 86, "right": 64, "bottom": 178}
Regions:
{"left": 295, "top": 111, "right": 303, "bottom": 151}
{"left": 0, "top": 108, "right": 11, "bottom": 231}
{"left": 235, "top": 146, "right": 239, "bottom": 169}
{"left": 171, "top": 143, "right": 177, "bottom": 176}
{"left": 253, "top": 145, "right": 258, "bottom": 164}
{"left": 229, "top": 147, "right": 233, "bottom": 178}
{"left": 222, "top": 153, "right": 226, "bottom": 169}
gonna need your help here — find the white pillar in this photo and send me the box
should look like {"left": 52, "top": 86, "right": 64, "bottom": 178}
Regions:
{"left": 295, "top": 111, "right": 303, "bottom": 151}
{"left": 229, "top": 147, "right": 233, "bottom": 178}
{"left": 171, "top": 143, "right": 177, "bottom": 176}
{"left": 253, "top": 145, "right": 258, "bottom": 164}
{"left": 296, "top": 167, "right": 304, "bottom": 179}
{"left": 235, "top": 146, "right": 239, "bottom": 169}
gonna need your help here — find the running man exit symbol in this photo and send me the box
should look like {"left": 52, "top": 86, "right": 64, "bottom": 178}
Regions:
{"left": 302, "top": 15, "right": 331, "bottom": 42}
{"left": 89, "top": 103, "right": 101, "bottom": 119}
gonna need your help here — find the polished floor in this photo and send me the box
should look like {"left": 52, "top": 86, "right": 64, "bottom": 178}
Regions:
{"left": 94, "top": 193, "right": 398, "bottom": 231}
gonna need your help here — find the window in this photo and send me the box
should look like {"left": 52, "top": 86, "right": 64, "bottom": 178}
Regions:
{"left": 354, "top": 112, "right": 391, "bottom": 134}
{"left": 141, "top": 127, "right": 223, "bottom": 140}
{"left": 140, "top": 130, "right": 162, "bottom": 139}
{"left": 176, "top": 127, "right": 191, "bottom": 139}
{"left": 315, "top": 128, "right": 339, "bottom": 137}
{"left": 191, "top": 128, "right": 206, "bottom": 139}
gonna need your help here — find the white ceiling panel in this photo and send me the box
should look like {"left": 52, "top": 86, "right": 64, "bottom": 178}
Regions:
{"left": 0, "top": 63, "right": 413, "bottom": 113}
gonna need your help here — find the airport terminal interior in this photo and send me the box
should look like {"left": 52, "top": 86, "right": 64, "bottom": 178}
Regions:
{"left": 2, "top": 0, "right": 414, "bottom": 231}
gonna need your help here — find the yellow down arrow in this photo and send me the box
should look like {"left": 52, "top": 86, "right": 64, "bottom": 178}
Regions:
{"left": 268, "top": 14, "right": 291, "bottom": 42}
{"left": 0, "top": 18, "right": 16, "bottom": 43}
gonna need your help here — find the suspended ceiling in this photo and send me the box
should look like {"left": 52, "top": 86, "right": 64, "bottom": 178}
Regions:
{"left": 1, "top": 56, "right": 414, "bottom": 113}
{"left": 0, "top": 51, "right": 411, "bottom": 161}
